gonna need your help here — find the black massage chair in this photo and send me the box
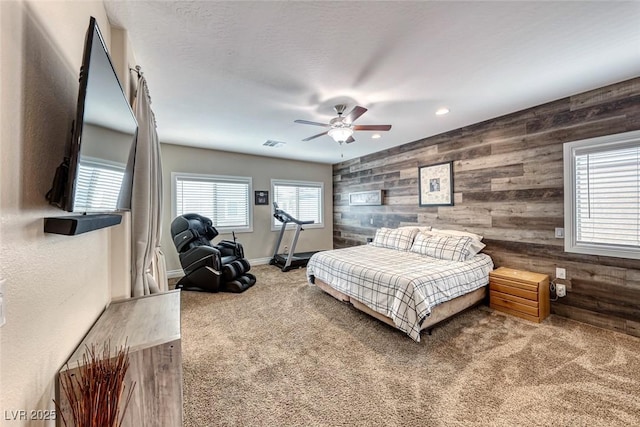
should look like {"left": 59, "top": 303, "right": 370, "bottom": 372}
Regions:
{"left": 170, "top": 213, "right": 256, "bottom": 293}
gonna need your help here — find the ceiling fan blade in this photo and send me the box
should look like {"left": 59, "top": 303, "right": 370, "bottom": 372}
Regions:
{"left": 294, "top": 119, "right": 330, "bottom": 127}
{"left": 345, "top": 135, "right": 356, "bottom": 144}
{"left": 302, "top": 131, "right": 329, "bottom": 141}
{"left": 353, "top": 124, "right": 392, "bottom": 131}
{"left": 344, "top": 106, "right": 368, "bottom": 124}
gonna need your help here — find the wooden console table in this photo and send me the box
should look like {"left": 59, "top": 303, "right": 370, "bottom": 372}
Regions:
{"left": 57, "top": 290, "right": 182, "bottom": 426}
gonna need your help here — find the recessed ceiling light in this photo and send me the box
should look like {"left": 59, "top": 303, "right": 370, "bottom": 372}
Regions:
{"left": 435, "top": 108, "right": 450, "bottom": 116}
{"left": 371, "top": 134, "right": 381, "bottom": 139}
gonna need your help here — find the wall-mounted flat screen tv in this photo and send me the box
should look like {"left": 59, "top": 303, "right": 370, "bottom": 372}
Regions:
{"left": 52, "top": 16, "right": 137, "bottom": 213}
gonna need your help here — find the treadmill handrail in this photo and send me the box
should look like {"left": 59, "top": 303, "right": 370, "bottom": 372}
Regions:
{"left": 272, "top": 202, "right": 314, "bottom": 226}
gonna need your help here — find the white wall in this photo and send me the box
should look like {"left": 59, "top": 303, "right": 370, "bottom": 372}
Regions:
{"left": 0, "top": 1, "right": 123, "bottom": 424}
{"left": 161, "top": 143, "right": 334, "bottom": 273}
{"left": 110, "top": 25, "right": 137, "bottom": 106}
{"left": 107, "top": 24, "right": 136, "bottom": 301}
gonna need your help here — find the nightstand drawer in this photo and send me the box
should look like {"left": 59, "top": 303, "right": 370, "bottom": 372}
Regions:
{"left": 489, "top": 276, "right": 539, "bottom": 293}
{"left": 489, "top": 282, "right": 539, "bottom": 300}
{"left": 490, "top": 291, "right": 539, "bottom": 317}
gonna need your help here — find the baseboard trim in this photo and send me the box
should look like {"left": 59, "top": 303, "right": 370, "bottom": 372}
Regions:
{"left": 167, "top": 257, "right": 273, "bottom": 279}
{"left": 250, "top": 257, "right": 272, "bottom": 266}
{"left": 167, "top": 269, "right": 184, "bottom": 279}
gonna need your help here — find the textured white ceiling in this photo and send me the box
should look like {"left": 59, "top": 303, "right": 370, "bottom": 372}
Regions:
{"left": 104, "top": 1, "right": 640, "bottom": 164}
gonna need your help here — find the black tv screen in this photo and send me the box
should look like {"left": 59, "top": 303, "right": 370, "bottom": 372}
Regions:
{"left": 64, "top": 17, "right": 137, "bottom": 213}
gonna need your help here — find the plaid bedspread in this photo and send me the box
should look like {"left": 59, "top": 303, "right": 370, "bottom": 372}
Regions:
{"left": 306, "top": 245, "right": 494, "bottom": 341}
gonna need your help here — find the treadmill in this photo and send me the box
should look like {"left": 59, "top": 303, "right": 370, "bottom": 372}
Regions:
{"left": 270, "top": 202, "right": 317, "bottom": 272}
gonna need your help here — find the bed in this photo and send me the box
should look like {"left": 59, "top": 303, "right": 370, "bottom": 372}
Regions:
{"left": 306, "top": 227, "right": 494, "bottom": 341}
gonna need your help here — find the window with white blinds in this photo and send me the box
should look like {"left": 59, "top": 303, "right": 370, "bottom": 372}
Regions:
{"left": 271, "top": 179, "right": 323, "bottom": 230}
{"left": 173, "top": 173, "right": 252, "bottom": 232}
{"left": 564, "top": 130, "right": 640, "bottom": 259}
{"left": 74, "top": 159, "right": 125, "bottom": 212}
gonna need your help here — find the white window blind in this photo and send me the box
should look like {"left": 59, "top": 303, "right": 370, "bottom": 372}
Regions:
{"left": 174, "top": 174, "right": 252, "bottom": 231}
{"left": 75, "top": 160, "right": 125, "bottom": 211}
{"left": 272, "top": 180, "right": 323, "bottom": 228}
{"left": 575, "top": 147, "right": 639, "bottom": 246}
{"left": 564, "top": 130, "right": 640, "bottom": 259}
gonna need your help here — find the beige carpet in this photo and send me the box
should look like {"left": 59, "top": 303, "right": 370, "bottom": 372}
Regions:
{"left": 180, "top": 265, "right": 640, "bottom": 427}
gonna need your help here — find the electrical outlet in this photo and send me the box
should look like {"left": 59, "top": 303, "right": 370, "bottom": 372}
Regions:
{"left": 283, "top": 246, "right": 289, "bottom": 255}
{"left": 370, "top": 218, "right": 374, "bottom": 225}
{"left": 555, "top": 227, "right": 564, "bottom": 238}
{"left": 556, "top": 267, "right": 566, "bottom": 280}
{"left": 556, "top": 283, "right": 567, "bottom": 297}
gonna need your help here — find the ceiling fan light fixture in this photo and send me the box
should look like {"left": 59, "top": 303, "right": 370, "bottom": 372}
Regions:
{"left": 436, "top": 107, "right": 450, "bottom": 116}
{"left": 295, "top": 104, "right": 390, "bottom": 143}
{"left": 371, "top": 133, "right": 381, "bottom": 139}
{"left": 328, "top": 127, "right": 353, "bottom": 143}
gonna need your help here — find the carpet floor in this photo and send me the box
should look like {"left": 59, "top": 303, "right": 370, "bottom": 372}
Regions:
{"left": 180, "top": 265, "right": 640, "bottom": 427}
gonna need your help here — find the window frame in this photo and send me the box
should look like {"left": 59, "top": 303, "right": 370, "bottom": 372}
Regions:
{"left": 172, "top": 172, "right": 253, "bottom": 233}
{"left": 270, "top": 178, "right": 324, "bottom": 231}
{"left": 563, "top": 130, "right": 640, "bottom": 260}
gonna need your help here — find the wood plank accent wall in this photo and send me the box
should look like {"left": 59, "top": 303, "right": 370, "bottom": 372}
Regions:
{"left": 333, "top": 77, "right": 640, "bottom": 338}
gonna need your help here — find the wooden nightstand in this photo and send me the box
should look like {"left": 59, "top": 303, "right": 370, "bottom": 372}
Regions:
{"left": 489, "top": 267, "right": 550, "bottom": 323}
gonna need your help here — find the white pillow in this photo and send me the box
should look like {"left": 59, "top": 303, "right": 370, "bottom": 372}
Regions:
{"left": 430, "top": 229, "right": 485, "bottom": 257}
{"left": 410, "top": 233, "right": 474, "bottom": 262}
{"left": 372, "top": 227, "right": 419, "bottom": 251}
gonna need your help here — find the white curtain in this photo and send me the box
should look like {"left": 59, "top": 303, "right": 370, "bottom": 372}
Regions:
{"left": 131, "top": 74, "right": 168, "bottom": 296}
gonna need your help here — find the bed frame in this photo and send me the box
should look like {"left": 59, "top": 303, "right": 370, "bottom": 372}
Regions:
{"left": 314, "top": 278, "right": 487, "bottom": 335}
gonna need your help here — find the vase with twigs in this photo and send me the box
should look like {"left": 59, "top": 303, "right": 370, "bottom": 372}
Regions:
{"left": 54, "top": 341, "right": 136, "bottom": 427}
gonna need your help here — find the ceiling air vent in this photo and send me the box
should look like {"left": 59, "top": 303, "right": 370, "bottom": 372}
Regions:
{"left": 263, "top": 140, "right": 286, "bottom": 148}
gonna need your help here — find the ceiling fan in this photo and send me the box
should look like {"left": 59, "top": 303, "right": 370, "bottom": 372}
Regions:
{"left": 295, "top": 104, "right": 392, "bottom": 144}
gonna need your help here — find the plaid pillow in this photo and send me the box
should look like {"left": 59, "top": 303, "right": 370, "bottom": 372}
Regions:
{"left": 372, "top": 227, "right": 418, "bottom": 251}
{"left": 410, "top": 233, "right": 474, "bottom": 261}
{"left": 430, "top": 230, "right": 486, "bottom": 257}
{"left": 398, "top": 225, "right": 432, "bottom": 232}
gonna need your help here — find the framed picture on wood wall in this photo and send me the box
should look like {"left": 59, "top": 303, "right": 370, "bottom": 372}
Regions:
{"left": 418, "top": 161, "right": 454, "bottom": 206}
{"left": 349, "top": 190, "right": 383, "bottom": 206}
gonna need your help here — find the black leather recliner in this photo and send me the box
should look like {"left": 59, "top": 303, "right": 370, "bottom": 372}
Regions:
{"left": 171, "top": 213, "right": 256, "bottom": 293}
